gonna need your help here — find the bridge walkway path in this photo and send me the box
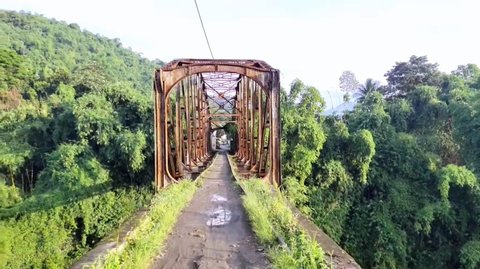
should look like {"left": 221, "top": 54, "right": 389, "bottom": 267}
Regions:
{"left": 151, "top": 151, "right": 270, "bottom": 269}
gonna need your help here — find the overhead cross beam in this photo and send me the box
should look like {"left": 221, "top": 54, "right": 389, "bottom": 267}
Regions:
{"left": 153, "top": 59, "right": 281, "bottom": 190}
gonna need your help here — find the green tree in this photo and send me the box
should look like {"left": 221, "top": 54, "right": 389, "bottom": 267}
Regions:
{"left": 348, "top": 91, "right": 391, "bottom": 132}
{"left": 0, "top": 48, "right": 30, "bottom": 93}
{"left": 281, "top": 80, "right": 326, "bottom": 206}
{"left": 452, "top": 64, "right": 480, "bottom": 82}
{"left": 407, "top": 86, "right": 447, "bottom": 130}
{"left": 383, "top": 55, "right": 441, "bottom": 98}
{"left": 73, "top": 93, "right": 120, "bottom": 147}
{"left": 0, "top": 181, "right": 22, "bottom": 208}
{"left": 450, "top": 91, "right": 480, "bottom": 171}
{"left": 460, "top": 241, "right": 480, "bottom": 269}
{"left": 357, "top": 78, "right": 381, "bottom": 102}
{"left": 34, "top": 144, "right": 111, "bottom": 195}
{"left": 387, "top": 99, "right": 412, "bottom": 132}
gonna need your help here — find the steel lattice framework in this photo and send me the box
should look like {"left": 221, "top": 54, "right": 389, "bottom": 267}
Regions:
{"left": 153, "top": 59, "right": 281, "bottom": 190}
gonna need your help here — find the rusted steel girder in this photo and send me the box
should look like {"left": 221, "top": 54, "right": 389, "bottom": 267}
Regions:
{"left": 154, "top": 59, "right": 281, "bottom": 190}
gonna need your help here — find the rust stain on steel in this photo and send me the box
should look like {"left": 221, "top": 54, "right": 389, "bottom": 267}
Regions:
{"left": 153, "top": 59, "right": 281, "bottom": 190}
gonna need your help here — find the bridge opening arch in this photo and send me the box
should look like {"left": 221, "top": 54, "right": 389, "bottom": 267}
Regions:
{"left": 154, "top": 59, "right": 281, "bottom": 190}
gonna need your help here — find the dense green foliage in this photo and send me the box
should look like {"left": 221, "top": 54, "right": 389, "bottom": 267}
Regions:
{"left": 281, "top": 80, "right": 326, "bottom": 209}
{"left": 0, "top": 10, "right": 161, "bottom": 267}
{"left": 3, "top": 8, "right": 480, "bottom": 269}
{"left": 281, "top": 57, "right": 480, "bottom": 268}
{"left": 1, "top": 188, "right": 151, "bottom": 268}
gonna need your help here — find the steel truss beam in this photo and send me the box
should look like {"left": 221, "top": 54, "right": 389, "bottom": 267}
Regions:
{"left": 154, "top": 59, "right": 281, "bottom": 190}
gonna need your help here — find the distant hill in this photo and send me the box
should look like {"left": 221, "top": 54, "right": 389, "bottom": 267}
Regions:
{"left": 323, "top": 100, "right": 356, "bottom": 116}
{"left": 0, "top": 10, "right": 162, "bottom": 95}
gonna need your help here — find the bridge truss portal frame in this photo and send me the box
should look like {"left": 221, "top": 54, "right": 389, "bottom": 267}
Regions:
{"left": 153, "top": 59, "right": 281, "bottom": 190}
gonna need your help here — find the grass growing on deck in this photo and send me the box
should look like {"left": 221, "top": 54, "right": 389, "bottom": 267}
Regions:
{"left": 94, "top": 181, "right": 198, "bottom": 269}
{"left": 240, "top": 179, "right": 330, "bottom": 269}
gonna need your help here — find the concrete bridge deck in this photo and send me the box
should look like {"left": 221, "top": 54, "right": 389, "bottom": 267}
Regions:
{"left": 151, "top": 152, "right": 270, "bottom": 269}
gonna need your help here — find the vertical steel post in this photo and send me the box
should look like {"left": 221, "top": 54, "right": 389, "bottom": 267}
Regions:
{"left": 175, "top": 85, "right": 183, "bottom": 177}
{"left": 154, "top": 70, "right": 166, "bottom": 190}
{"left": 249, "top": 82, "right": 255, "bottom": 167}
{"left": 269, "top": 70, "right": 281, "bottom": 186}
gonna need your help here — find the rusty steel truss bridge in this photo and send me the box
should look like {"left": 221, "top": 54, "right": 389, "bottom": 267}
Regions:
{"left": 73, "top": 59, "right": 360, "bottom": 269}
{"left": 153, "top": 59, "right": 281, "bottom": 190}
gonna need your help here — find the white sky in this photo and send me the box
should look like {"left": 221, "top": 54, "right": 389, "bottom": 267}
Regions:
{"left": 3, "top": 0, "right": 480, "bottom": 108}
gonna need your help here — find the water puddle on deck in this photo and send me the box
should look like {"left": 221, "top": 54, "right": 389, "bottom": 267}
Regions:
{"left": 206, "top": 194, "right": 231, "bottom": 226}
{"left": 211, "top": 194, "right": 228, "bottom": 202}
{"left": 207, "top": 206, "right": 232, "bottom": 226}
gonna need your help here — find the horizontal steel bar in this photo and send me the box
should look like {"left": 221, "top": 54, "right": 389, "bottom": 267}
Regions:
{"left": 209, "top": 114, "right": 240, "bottom": 117}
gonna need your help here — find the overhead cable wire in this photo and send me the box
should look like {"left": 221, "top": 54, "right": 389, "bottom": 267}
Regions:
{"left": 194, "top": 0, "right": 215, "bottom": 59}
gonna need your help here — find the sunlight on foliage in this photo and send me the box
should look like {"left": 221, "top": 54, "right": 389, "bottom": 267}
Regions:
{"left": 437, "top": 164, "right": 477, "bottom": 203}
{"left": 240, "top": 179, "right": 329, "bottom": 269}
{"left": 460, "top": 241, "right": 480, "bottom": 269}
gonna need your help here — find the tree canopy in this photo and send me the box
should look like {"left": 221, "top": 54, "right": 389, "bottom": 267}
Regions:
{"left": 281, "top": 55, "right": 480, "bottom": 269}
{"left": 382, "top": 55, "right": 441, "bottom": 98}
{"left": 0, "top": 10, "right": 158, "bottom": 267}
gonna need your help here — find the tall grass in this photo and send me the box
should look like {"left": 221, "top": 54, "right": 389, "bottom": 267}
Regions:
{"left": 240, "top": 179, "right": 329, "bottom": 269}
{"left": 94, "top": 181, "right": 197, "bottom": 269}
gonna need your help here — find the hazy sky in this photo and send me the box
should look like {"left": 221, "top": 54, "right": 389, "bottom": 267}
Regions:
{"left": 3, "top": 0, "right": 480, "bottom": 107}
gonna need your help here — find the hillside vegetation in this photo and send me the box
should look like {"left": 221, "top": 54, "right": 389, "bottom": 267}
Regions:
{"left": 282, "top": 57, "right": 480, "bottom": 269}
{"left": 0, "top": 10, "right": 160, "bottom": 267}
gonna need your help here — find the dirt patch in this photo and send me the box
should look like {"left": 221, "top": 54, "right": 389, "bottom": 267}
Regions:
{"left": 151, "top": 152, "right": 270, "bottom": 269}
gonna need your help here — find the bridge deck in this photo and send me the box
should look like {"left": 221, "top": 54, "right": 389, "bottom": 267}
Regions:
{"left": 151, "top": 151, "right": 270, "bottom": 269}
